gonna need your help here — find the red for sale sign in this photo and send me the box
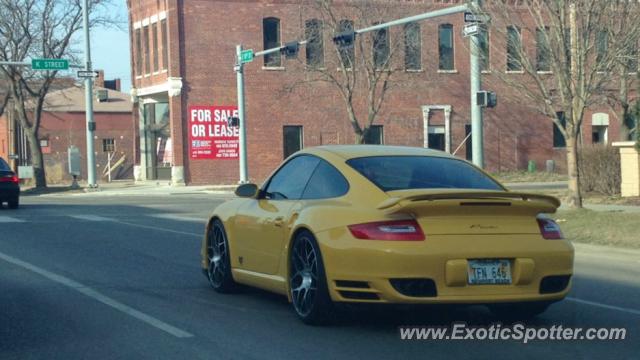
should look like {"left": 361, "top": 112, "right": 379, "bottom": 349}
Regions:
{"left": 188, "top": 105, "right": 239, "bottom": 159}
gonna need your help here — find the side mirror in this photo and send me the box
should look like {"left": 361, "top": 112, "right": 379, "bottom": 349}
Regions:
{"left": 235, "top": 183, "right": 258, "bottom": 198}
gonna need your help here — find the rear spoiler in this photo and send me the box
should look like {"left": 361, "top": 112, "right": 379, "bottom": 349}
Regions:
{"left": 377, "top": 191, "right": 561, "bottom": 210}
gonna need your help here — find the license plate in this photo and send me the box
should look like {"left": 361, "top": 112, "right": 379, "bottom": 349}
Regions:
{"left": 467, "top": 259, "right": 512, "bottom": 285}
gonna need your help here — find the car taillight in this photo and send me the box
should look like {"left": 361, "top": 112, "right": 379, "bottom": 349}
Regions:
{"left": 0, "top": 174, "right": 18, "bottom": 183}
{"left": 348, "top": 220, "right": 425, "bottom": 241}
{"left": 537, "top": 218, "right": 563, "bottom": 240}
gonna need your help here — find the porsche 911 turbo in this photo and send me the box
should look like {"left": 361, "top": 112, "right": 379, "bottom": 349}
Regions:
{"left": 201, "top": 145, "right": 574, "bottom": 324}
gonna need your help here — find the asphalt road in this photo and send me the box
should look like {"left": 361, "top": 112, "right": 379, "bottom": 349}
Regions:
{"left": 0, "top": 194, "right": 638, "bottom": 360}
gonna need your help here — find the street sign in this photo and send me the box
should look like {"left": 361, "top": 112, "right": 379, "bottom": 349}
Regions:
{"left": 77, "top": 70, "right": 99, "bottom": 78}
{"left": 240, "top": 49, "right": 254, "bottom": 63}
{"left": 464, "top": 12, "right": 490, "bottom": 23}
{"left": 463, "top": 23, "right": 480, "bottom": 37}
{"left": 31, "top": 58, "right": 69, "bottom": 70}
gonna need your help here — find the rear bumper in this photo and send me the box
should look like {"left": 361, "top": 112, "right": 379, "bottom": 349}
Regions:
{"left": 317, "top": 228, "right": 574, "bottom": 304}
{"left": 0, "top": 185, "right": 19, "bottom": 200}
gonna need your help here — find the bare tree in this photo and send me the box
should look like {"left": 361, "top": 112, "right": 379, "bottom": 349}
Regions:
{"left": 290, "top": 0, "right": 421, "bottom": 144}
{"left": 476, "top": 0, "right": 640, "bottom": 208}
{"left": 0, "top": 0, "right": 114, "bottom": 187}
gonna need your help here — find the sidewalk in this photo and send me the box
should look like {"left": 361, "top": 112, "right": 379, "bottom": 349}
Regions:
{"left": 23, "top": 180, "right": 236, "bottom": 197}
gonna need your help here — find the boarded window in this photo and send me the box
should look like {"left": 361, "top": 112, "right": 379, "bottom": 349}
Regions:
{"left": 507, "top": 26, "right": 522, "bottom": 71}
{"left": 263, "top": 17, "right": 281, "bottom": 67}
{"left": 152, "top": 23, "right": 159, "bottom": 72}
{"left": 305, "top": 19, "right": 324, "bottom": 68}
{"left": 404, "top": 22, "right": 421, "bottom": 71}
{"left": 338, "top": 20, "right": 355, "bottom": 69}
{"left": 143, "top": 25, "right": 150, "bottom": 74}
{"left": 161, "top": 19, "right": 168, "bottom": 71}
{"left": 135, "top": 28, "right": 142, "bottom": 75}
{"left": 283, "top": 126, "right": 303, "bottom": 158}
{"left": 438, "top": 24, "right": 454, "bottom": 70}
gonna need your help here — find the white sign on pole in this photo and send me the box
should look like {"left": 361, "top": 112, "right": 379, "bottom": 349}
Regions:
{"left": 463, "top": 23, "right": 480, "bottom": 37}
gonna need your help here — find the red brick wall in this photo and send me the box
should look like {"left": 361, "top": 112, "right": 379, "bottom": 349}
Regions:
{"left": 129, "top": 0, "right": 626, "bottom": 185}
{"left": 39, "top": 112, "right": 134, "bottom": 183}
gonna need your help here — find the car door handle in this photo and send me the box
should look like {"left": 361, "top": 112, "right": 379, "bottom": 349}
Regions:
{"left": 273, "top": 217, "right": 284, "bottom": 227}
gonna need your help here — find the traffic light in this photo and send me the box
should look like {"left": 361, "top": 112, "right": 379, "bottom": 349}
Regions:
{"left": 332, "top": 31, "right": 356, "bottom": 48}
{"left": 281, "top": 41, "right": 299, "bottom": 59}
{"left": 228, "top": 116, "right": 239, "bottom": 128}
{"left": 477, "top": 91, "right": 497, "bottom": 108}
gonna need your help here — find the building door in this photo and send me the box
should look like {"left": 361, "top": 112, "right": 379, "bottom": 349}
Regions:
{"left": 465, "top": 124, "right": 472, "bottom": 161}
{"left": 143, "top": 102, "right": 171, "bottom": 180}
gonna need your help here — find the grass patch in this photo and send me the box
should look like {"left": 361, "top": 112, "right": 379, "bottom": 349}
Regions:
{"left": 553, "top": 209, "right": 640, "bottom": 249}
{"left": 494, "top": 171, "right": 567, "bottom": 183}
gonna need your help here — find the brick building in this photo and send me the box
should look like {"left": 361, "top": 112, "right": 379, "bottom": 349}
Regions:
{"left": 0, "top": 83, "right": 134, "bottom": 183}
{"left": 127, "top": 0, "right": 625, "bottom": 186}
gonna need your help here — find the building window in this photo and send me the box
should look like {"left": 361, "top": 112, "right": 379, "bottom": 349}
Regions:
{"left": 152, "top": 23, "right": 159, "bottom": 72}
{"left": 161, "top": 19, "right": 168, "bottom": 71}
{"left": 596, "top": 29, "right": 608, "bottom": 70}
{"left": 479, "top": 29, "right": 490, "bottom": 71}
{"left": 305, "top": 19, "right": 324, "bottom": 68}
{"left": 283, "top": 126, "right": 303, "bottom": 158}
{"left": 536, "top": 27, "right": 551, "bottom": 72}
{"left": 135, "top": 28, "right": 142, "bottom": 76}
{"left": 40, "top": 139, "right": 49, "bottom": 148}
{"left": 553, "top": 112, "right": 566, "bottom": 148}
{"left": 103, "top": 138, "right": 115, "bottom": 153}
{"left": 372, "top": 24, "right": 389, "bottom": 70}
{"left": 364, "top": 125, "right": 384, "bottom": 145}
{"left": 438, "top": 24, "right": 454, "bottom": 70}
{"left": 263, "top": 17, "right": 281, "bottom": 67}
{"left": 338, "top": 20, "right": 355, "bottom": 69}
{"left": 143, "top": 25, "right": 151, "bottom": 74}
{"left": 507, "top": 26, "right": 522, "bottom": 71}
{"left": 404, "top": 22, "right": 421, "bottom": 71}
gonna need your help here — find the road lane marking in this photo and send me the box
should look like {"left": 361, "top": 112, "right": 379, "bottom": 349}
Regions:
{"left": 114, "top": 219, "right": 202, "bottom": 237}
{"left": 65, "top": 214, "right": 202, "bottom": 237}
{"left": 0, "top": 216, "right": 25, "bottom": 223}
{"left": 567, "top": 297, "right": 640, "bottom": 316}
{"left": 0, "top": 251, "right": 194, "bottom": 338}
{"left": 148, "top": 213, "right": 206, "bottom": 223}
{"left": 69, "top": 215, "right": 112, "bottom": 221}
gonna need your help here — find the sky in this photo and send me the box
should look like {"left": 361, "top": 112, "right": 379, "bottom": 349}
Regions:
{"left": 82, "top": 1, "right": 132, "bottom": 92}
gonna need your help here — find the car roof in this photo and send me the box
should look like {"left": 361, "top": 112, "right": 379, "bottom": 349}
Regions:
{"left": 299, "top": 145, "right": 455, "bottom": 160}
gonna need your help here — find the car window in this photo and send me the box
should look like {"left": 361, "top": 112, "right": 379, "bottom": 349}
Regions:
{"left": 346, "top": 156, "right": 503, "bottom": 192}
{"left": 264, "top": 155, "right": 320, "bottom": 200}
{"left": 0, "top": 158, "right": 10, "bottom": 171}
{"left": 301, "top": 159, "right": 349, "bottom": 199}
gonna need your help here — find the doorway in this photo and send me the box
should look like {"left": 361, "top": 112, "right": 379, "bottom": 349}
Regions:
{"left": 143, "top": 102, "right": 171, "bottom": 180}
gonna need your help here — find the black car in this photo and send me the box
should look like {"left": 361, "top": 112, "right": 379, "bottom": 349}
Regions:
{"left": 0, "top": 157, "right": 19, "bottom": 209}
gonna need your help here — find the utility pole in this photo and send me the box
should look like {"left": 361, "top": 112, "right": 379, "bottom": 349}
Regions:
{"left": 82, "top": 0, "right": 97, "bottom": 187}
{"left": 235, "top": 45, "right": 248, "bottom": 183}
{"left": 234, "top": 41, "right": 305, "bottom": 183}
{"left": 470, "top": 0, "right": 484, "bottom": 168}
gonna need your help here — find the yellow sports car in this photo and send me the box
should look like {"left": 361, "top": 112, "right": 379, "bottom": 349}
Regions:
{"left": 201, "top": 145, "right": 573, "bottom": 324}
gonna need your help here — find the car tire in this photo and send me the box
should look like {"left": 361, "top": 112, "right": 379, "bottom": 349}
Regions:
{"left": 8, "top": 196, "right": 19, "bottom": 209}
{"left": 488, "top": 301, "right": 552, "bottom": 320}
{"left": 289, "top": 230, "right": 334, "bottom": 325}
{"left": 206, "top": 219, "right": 236, "bottom": 293}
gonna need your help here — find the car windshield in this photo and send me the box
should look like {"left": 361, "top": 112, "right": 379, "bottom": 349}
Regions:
{"left": 346, "top": 156, "right": 503, "bottom": 192}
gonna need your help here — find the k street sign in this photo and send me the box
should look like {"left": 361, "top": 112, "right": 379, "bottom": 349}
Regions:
{"left": 31, "top": 58, "right": 69, "bottom": 70}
